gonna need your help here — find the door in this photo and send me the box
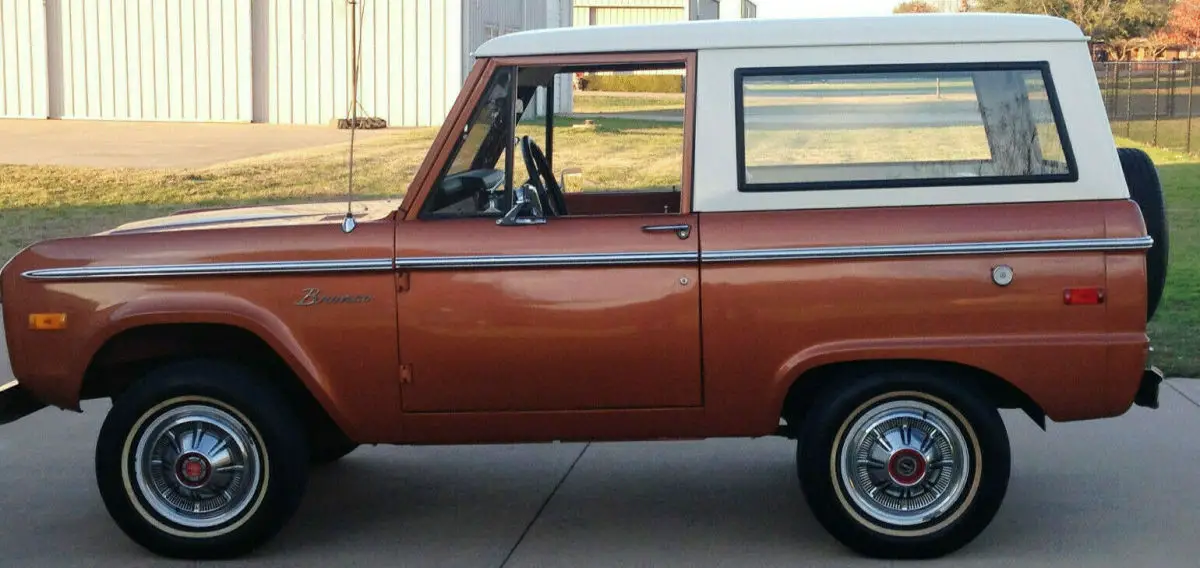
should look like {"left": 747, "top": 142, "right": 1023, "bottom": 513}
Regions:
{"left": 393, "top": 55, "right": 702, "bottom": 414}
{"left": 394, "top": 214, "right": 702, "bottom": 413}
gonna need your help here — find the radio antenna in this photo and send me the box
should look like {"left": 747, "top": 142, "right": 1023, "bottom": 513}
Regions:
{"left": 342, "top": 0, "right": 368, "bottom": 234}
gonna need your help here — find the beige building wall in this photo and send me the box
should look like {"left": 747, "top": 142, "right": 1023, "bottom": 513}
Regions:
{"left": 0, "top": 0, "right": 49, "bottom": 118}
{"left": 0, "top": 0, "right": 570, "bottom": 126}
{"left": 47, "top": 0, "right": 252, "bottom": 122}
{"left": 254, "top": 0, "right": 463, "bottom": 127}
{"left": 572, "top": 0, "right": 752, "bottom": 27}
{"left": 574, "top": 0, "right": 684, "bottom": 26}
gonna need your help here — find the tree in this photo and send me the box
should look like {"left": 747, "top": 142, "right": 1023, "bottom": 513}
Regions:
{"left": 975, "top": 0, "right": 1172, "bottom": 52}
{"left": 1158, "top": 0, "right": 1200, "bottom": 46}
{"left": 894, "top": 1, "right": 940, "bottom": 13}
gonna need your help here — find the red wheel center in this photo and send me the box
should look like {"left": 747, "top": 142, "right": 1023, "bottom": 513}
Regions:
{"left": 887, "top": 448, "right": 927, "bottom": 487}
{"left": 175, "top": 453, "right": 211, "bottom": 488}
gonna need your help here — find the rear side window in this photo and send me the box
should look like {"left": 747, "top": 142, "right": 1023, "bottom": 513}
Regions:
{"left": 734, "top": 63, "right": 1076, "bottom": 192}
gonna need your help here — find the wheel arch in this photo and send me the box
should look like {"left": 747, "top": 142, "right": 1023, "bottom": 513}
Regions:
{"left": 81, "top": 321, "right": 351, "bottom": 445}
{"left": 778, "top": 359, "right": 1047, "bottom": 436}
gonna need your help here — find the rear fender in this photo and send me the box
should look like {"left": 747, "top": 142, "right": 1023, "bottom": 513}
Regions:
{"left": 771, "top": 334, "right": 1132, "bottom": 427}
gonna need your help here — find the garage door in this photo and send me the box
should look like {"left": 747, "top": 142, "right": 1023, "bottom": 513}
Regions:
{"left": 0, "top": 0, "right": 49, "bottom": 118}
{"left": 55, "top": 0, "right": 251, "bottom": 121}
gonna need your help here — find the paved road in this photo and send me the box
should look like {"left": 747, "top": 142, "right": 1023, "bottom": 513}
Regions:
{"left": 0, "top": 119, "right": 390, "bottom": 169}
{"left": 2, "top": 383, "right": 1199, "bottom": 567}
{"left": 0, "top": 310, "right": 13, "bottom": 385}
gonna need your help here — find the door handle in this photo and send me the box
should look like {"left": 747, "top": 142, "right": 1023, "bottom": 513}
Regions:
{"left": 642, "top": 224, "right": 691, "bottom": 239}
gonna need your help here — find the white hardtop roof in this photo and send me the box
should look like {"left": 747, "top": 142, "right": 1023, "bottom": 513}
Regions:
{"left": 474, "top": 13, "right": 1086, "bottom": 57}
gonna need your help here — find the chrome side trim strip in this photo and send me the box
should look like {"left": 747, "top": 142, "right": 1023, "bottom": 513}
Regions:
{"left": 701, "top": 236, "right": 1154, "bottom": 263}
{"left": 0, "top": 380, "right": 18, "bottom": 394}
{"left": 21, "top": 258, "right": 395, "bottom": 280}
{"left": 18, "top": 236, "right": 1152, "bottom": 280}
{"left": 394, "top": 251, "right": 697, "bottom": 270}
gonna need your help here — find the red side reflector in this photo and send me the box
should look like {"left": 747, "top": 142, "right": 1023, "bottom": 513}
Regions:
{"left": 1064, "top": 287, "right": 1104, "bottom": 305}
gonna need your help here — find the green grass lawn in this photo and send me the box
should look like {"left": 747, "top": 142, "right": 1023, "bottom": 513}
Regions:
{"left": 0, "top": 127, "right": 438, "bottom": 260}
{"left": 1, "top": 119, "right": 1196, "bottom": 376}
{"left": 572, "top": 92, "right": 685, "bottom": 114}
{"left": 1111, "top": 117, "right": 1200, "bottom": 156}
{"left": 0, "top": 116, "right": 684, "bottom": 260}
{"left": 1110, "top": 137, "right": 1200, "bottom": 376}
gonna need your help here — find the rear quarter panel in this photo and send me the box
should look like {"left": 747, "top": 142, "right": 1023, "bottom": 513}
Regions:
{"left": 698, "top": 200, "right": 1149, "bottom": 436}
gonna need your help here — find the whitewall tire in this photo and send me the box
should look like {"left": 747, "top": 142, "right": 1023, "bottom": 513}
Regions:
{"left": 797, "top": 369, "right": 1011, "bottom": 559}
{"left": 95, "top": 359, "right": 309, "bottom": 559}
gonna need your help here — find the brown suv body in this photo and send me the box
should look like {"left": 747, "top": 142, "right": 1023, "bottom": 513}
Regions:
{"left": 1, "top": 197, "right": 1152, "bottom": 442}
{"left": 0, "top": 13, "right": 1169, "bottom": 562}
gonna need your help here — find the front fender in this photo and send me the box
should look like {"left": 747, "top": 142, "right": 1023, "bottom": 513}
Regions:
{"left": 2, "top": 221, "right": 401, "bottom": 442}
{"left": 13, "top": 286, "right": 394, "bottom": 442}
{"left": 91, "top": 293, "right": 345, "bottom": 422}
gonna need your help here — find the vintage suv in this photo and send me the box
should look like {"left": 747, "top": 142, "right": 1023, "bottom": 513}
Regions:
{"left": 0, "top": 12, "right": 1170, "bottom": 561}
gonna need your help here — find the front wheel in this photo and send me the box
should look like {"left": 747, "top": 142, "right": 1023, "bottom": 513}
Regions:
{"left": 95, "top": 359, "right": 310, "bottom": 559}
{"left": 310, "top": 433, "right": 359, "bottom": 465}
{"left": 797, "top": 370, "right": 1010, "bottom": 559}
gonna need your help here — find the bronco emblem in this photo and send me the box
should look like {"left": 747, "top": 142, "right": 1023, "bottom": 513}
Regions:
{"left": 295, "top": 288, "right": 373, "bottom": 306}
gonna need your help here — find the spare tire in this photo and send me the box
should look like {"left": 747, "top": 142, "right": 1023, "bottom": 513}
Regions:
{"left": 1117, "top": 147, "right": 1168, "bottom": 321}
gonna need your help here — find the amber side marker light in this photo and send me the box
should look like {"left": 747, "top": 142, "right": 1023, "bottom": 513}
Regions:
{"left": 1063, "top": 288, "right": 1105, "bottom": 305}
{"left": 29, "top": 313, "right": 67, "bottom": 330}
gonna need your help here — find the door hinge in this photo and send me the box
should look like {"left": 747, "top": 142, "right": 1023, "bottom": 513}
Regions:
{"left": 397, "top": 272, "right": 410, "bottom": 293}
{"left": 399, "top": 363, "right": 413, "bottom": 384}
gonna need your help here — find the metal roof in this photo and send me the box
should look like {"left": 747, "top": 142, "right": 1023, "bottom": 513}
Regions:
{"left": 474, "top": 13, "right": 1086, "bottom": 57}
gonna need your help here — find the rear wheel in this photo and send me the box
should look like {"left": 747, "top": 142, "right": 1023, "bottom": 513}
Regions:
{"left": 95, "top": 359, "right": 309, "bottom": 559}
{"left": 797, "top": 370, "right": 1010, "bottom": 559}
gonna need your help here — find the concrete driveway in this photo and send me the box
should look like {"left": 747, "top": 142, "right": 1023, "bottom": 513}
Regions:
{"left": 0, "top": 119, "right": 390, "bottom": 169}
{"left": 1, "top": 383, "right": 1198, "bottom": 567}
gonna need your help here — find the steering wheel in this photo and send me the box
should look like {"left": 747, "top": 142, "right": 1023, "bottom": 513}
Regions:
{"left": 519, "top": 136, "right": 568, "bottom": 217}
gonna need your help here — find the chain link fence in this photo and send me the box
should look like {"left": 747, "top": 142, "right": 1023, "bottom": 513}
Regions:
{"left": 1095, "top": 60, "right": 1200, "bottom": 154}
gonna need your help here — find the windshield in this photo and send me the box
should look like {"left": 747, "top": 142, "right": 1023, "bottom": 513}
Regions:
{"left": 444, "top": 67, "right": 514, "bottom": 178}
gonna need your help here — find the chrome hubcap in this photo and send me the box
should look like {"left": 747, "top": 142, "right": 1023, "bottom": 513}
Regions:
{"left": 132, "top": 404, "right": 263, "bottom": 529}
{"left": 838, "top": 399, "right": 971, "bottom": 527}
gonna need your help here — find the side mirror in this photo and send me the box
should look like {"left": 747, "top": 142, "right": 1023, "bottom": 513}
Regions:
{"left": 497, "top": 184, "right": 546, "bottom": 226}
{"left": 559, "top": 167, "right": 584, "bottom": 193}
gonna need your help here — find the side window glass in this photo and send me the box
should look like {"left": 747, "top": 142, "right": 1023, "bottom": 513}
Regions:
{"left": 1023, "top": 73, "right": 1068, "bottom": 164}
{"left": 420, "top": 60, "right": 691, "bottom": 220}
{"left": 526, "top": 69, "right": 685, "bottom": 194}
{"left": 421, "top": 68, "right": 515, "bottom": 218}
{"left": 735, "top": 65, "right": 1076, "bottom": 191}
